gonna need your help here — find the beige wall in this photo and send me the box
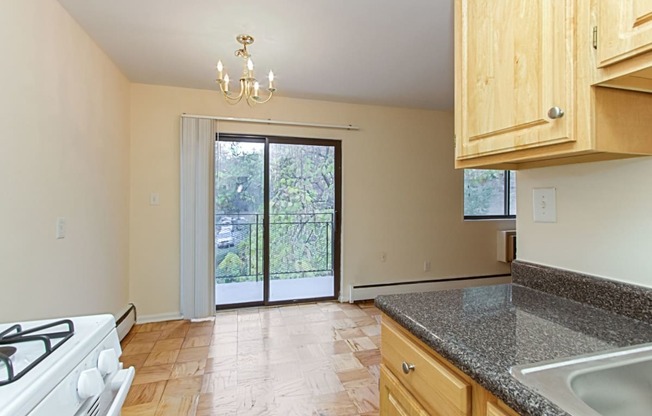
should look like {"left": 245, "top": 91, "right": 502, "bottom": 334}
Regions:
{"left": 516, "top": 157, "right": 652, "bottom": 288}
{"left": 0, "top": 1, "right": 131, "bottom": 321}
{"left": 130, "top": 84, "right": 513, "bottom": 318}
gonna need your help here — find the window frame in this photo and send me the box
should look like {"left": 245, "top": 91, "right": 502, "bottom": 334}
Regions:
{"left": 463, "top": 170, "right": 516, "bottom": 220}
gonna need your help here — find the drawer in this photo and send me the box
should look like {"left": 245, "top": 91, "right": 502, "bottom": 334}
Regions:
{"left": 486, "top": 401, "right": 519, "bottom": 416}
{"left": 381, "top": 319, "right": 470, "bottom": 416}
{"left": 487, "top": 402, "right": 516, "bottom": 416}
{"left": 380, "top": 364, "right": 430, "bottom": 416}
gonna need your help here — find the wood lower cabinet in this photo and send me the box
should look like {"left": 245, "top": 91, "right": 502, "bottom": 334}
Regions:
{"left": 455, "top": 0, "right": 652, "bottom": 169}
{"left": 380, "top": 314, "right": 520, "bottom": 416}
{"left": 380, "top": 365, "right": 430, "bottom": 416}
{"left": 382, "top": 316, "right": 470, "bottom": 416}
{"left": 486, "top": 402, "right": 516, "bottom": 416}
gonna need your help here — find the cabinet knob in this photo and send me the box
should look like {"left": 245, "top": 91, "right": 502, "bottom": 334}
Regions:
{"left": 547, "top": 106, "right": 565, "bottom": 119}
{"left": 401, "top": 362, "right": 415, "bottom": 374}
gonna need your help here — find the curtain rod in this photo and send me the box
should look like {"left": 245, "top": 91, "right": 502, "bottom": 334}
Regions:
{"left": 181, "top": 114, "right": 359, "bottom": 131}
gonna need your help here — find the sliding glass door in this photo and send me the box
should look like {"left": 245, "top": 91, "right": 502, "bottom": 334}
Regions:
{"left": 214, "top": 139, "right": 265, "bottom": 306}
{"left": 215, "top": 135, "right": 340, "bottom": 308}
{"left": 268, "top": 143, "right": 337, "bottom": 302}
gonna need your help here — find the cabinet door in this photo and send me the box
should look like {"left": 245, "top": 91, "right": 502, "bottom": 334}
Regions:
{"left": 598, "top": 1, "right": 652, "bottom": 67}
{"left": 455, "top": 0, "right": 574, "bottom": 160}
{"left": 380, "top": 365, "right": 430, "bottom": 416}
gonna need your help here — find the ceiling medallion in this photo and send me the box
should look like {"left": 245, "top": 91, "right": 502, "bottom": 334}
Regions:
{"left": 216, "top": 34, "right": 275, "bottom": 106}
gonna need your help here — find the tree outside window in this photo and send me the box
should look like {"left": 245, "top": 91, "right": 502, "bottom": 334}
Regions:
{"left": 464, "top": 169, "right": 516, "bottom": 219}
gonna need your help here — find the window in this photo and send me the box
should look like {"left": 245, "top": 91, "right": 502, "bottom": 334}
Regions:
{"left": 464, "top": 170, "right": 516, "bottom": 219}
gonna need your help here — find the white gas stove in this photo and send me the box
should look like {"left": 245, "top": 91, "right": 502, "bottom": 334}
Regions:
{"left": 0, "top": 314, "right": 134, "bottom": 416}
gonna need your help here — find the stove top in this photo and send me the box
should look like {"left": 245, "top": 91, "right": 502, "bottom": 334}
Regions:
{"left": 0, "top": 319, "right": 75, "bottom": 385}
{"left": 0, "top": 315, "right": 115, "bottom": 416}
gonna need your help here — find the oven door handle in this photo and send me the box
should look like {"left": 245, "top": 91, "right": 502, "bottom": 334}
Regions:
{"left": 105, "top": 366, "right": 135, "bottom": 416}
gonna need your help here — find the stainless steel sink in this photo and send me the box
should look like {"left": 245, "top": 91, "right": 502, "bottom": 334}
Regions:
{"left": 511, "top": 343, "right": 652, "bottom": 416}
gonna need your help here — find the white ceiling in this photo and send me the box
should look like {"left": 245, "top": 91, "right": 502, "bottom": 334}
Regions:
{"left": 57, "top": 0, "right": 453, "bottom": 110}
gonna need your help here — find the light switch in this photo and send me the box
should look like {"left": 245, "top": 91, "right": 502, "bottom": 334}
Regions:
{"left": 150, "top": 193, "right": 160, "bottom": 206}
{"left": 56, "top": 217, "right": 66, "bottom": 239}
{"left": 533, "top": 188, "right": 557, "bottom": 223}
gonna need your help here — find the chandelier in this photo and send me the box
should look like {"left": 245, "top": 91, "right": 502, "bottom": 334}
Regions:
{"left": 215, "top": 34, "right": 276, "bottom": 106}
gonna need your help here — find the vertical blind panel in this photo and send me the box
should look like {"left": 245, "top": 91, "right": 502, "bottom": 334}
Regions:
{"left": 180, "top": 117, "right": 216, "bottom": 319}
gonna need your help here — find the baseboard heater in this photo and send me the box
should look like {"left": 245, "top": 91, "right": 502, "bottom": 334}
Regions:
{"left": 348, "top": 274, "right": 511, "bottom": 302}
{"left": 115, "top": 303, "right": 137, "bottom": 341}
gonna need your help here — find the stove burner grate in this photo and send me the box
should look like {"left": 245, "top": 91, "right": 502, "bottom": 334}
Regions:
{"left": 0, "top": 319, "right": 75, "bottom": 385}
{"left": 0, "top": 346, "right": 16, "bottom": 358}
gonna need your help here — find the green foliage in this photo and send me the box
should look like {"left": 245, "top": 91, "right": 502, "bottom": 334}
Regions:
{"left": 215, "top": 141, "right": 335, "bottom": 283}
{"left": 270, "top": 144, "right": 334, "bottom": 215}
{"left": 215, "top": 142, "right": 264, "bottom": 215}
{"left": 464, "top": 169, "right": 504, "bottom": 216}
{"left": 217, "top": 252, "right": 245, "bottom": 279}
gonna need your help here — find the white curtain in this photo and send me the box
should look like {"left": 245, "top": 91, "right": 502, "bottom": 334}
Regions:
{"left": 180, "top": 117, "right": 216, "bottom": 319}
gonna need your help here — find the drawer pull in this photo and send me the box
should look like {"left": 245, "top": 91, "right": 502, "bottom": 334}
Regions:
{"left": 401, "top": 362, "right": 415, "bottom": 374}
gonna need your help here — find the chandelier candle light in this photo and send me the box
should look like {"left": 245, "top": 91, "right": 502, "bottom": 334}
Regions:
{"left": 216, "top": 34, "right": 276, "bottom": 106}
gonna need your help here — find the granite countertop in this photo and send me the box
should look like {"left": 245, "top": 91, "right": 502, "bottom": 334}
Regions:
{"left": 375, "top": 283, "right": 652, "bottom": 416}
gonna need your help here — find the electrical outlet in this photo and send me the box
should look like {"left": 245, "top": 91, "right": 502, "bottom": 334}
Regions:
{"left": 423, "top": 261, "right": 431, "bottom": 272}
{"left": 533, "top": 188, "right": 557, "bottom": 223}
{"left": 150, "top": 192, "right": 160, "bottom": 206}
{"left": 380, "top": 252, "right": 387, "bottom": 262}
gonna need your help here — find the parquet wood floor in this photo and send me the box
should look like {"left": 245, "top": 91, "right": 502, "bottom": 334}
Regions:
{"left": 120, "top": 301, "right": 381, "bottom": 416}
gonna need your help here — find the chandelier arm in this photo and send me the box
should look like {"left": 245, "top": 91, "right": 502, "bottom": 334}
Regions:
{"left": 218, "top": 79, "right": 246, "bottom": 104}
{"left": 224, "top": 97, "right": 242, "bottom": 105}
{"left": 222, "top": 91, "right": 242, "bottom": 104}
{"left": 216, "top": 81, "right": 229, "bottom": 96}
{"left": 233, "top": 79, "right": 246, "bottom": 101}
{"left": 248, "top": 90, "right": 274, "bottom": 105}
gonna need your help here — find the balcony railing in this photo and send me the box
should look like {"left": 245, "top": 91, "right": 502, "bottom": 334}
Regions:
{"left": 215, "top": 212, "right": 334, "bottom": 284}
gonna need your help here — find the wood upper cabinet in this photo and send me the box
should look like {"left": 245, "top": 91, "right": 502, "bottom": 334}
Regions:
{"left": 455, "top": 0, "right": 574, "bottom": 161}
{"left": 598, "top": 0, "right": 652, "bottom": 67}
{"left": 455, "top": 0, "right": 652, "bottom": 169}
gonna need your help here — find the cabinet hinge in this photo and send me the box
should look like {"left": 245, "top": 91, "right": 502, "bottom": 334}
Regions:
{"left": 592, "top": 26, "right": 598, "bottom": 49}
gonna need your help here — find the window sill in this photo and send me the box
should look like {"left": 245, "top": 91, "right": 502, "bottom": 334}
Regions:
{"left": 463, "top": 216, "right": 516, "bottom": 222}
